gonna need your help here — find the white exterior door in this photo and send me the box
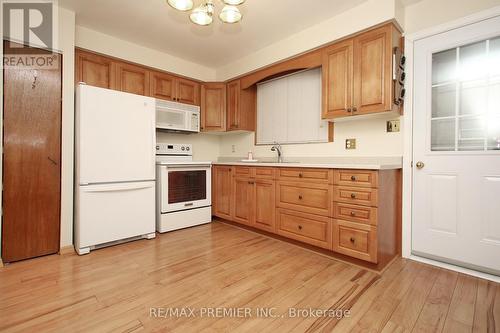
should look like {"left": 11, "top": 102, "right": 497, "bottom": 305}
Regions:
{"left": 76, "top": 85, "right": 156, "bottom": 184}
{"left": 412, "top": 15, "right": 500, "bottom": 275}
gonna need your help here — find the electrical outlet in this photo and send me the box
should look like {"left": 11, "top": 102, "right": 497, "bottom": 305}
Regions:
{"left": 231, "top": 145, "right": 236, "bottom": 153}
{"left": 387, "top": 120, "right": 400, "bottom": 132}
{"left": 345, "top": 138, "right": 356, "bottom": 150}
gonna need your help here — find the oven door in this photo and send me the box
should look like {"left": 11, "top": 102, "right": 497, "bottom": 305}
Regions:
{"left": 159, "top": 165, "right": 211, "bottom": 213}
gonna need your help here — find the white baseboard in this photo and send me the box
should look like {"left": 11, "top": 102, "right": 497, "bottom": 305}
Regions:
{"left": 409, "top": 255, "right": 500, "bottom": 283}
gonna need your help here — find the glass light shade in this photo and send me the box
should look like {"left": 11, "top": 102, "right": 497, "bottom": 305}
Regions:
{"left": 190, "top": 5, "right": 213, "bottom": 26}
{"left": 223, "top": 0, "right": 245, "bottom": 5}
{"left": 167, "top": 0, "right": 193, "bottom": 11}
{"left": 219, "top": 5, "right": 242, "bottom": 24}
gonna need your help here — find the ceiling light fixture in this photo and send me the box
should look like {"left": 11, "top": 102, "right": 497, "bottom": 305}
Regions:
{"left": 167, "top": 0, "right": 194, "bottom": 11}
{"left": 168, "top": 0, "right": 244, "bottom": 26}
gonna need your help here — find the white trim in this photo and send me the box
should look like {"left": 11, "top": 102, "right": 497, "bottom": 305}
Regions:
{"left": 403, "top": 6, "right": 500, "bottom": 270}
{"left": 409, "top": 255, "right": 500, "bottom": 283}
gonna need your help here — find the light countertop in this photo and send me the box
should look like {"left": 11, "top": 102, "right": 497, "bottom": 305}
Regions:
{"left": 213, "top": 156, "right": 402, "bottom": 170}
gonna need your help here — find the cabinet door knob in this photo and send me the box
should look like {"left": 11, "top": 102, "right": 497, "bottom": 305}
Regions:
{"left": 350, "top": 193, "right": 356, "bottom": 199}
{"left": 298, "top": 173, "right": 303, "bottom": 178}
{"left": 350, "top": 211, "right": 356, "bottom": 216}
{"left": 298, "top": 225, "right": 303, "bottom": 230}
{"left": 347, "top": 107, "right": 352, "bottom": 112}
{"left": 351, "top": 175, "right": 356, "bottom": 181}
{"left": 350, "top": 237, "right": 355, "bottom": 243}
{"left": 352, "top": 107, "right": 358, "bottom": 112}
{"left": 298, "top": 195, "right": 303, "bottom": 200}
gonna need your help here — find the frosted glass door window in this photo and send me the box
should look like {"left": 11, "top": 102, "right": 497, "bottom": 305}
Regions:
{"left": 431, "top": 37, "right": 500, "bottom": 151}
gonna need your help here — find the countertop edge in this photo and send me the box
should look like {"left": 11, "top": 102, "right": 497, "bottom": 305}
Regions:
{"left": 212, "top": 162, "right": 402, "bottom": 170}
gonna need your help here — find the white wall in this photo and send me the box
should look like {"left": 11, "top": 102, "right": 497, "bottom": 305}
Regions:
{"left": 156, "top": 132, "right": 221, "bottom": 162}
{"left": 59, "top": 7, "right": 76, "bottom": 248}
{"left": 216, "top": 0, "right": 400, "bottom": 81}
{"left": 404, "top": 0, "right": 500, "bottom": 34}
{"left": 75, "top": 26, "right": 216, "bottom": 82}
{"left": 219, "top": 115, "right": 403, "bottom": 159}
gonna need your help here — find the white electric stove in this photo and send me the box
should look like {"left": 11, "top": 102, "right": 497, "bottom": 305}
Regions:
{"left": 155, "top": 143, "right": 212, "bottom": 233}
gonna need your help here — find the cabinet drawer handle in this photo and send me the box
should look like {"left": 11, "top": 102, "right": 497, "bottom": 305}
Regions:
{"left": 298, "top": 195, "right": 303, "bottom": 200}
{"left": 351, "top": 175, "right": 356, "bottom": 181}
{"left": 350, "top": 193, "right": 356, "bottom": 199}
{"left": 298, "top": 173, "right": 303, "bottom": 178}
{"left": 350, "top": 237, "right": 355, "bottom": 243}
{"left": 298, "top": 225, "right": 303, "bottom": 230}
{"left": 350, "top": 211, "right": 356, "bottom": 216}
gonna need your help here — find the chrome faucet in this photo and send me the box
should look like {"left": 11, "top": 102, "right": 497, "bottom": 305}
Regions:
{"left": 271, "top": 142, "right": 283, "bottom": 163}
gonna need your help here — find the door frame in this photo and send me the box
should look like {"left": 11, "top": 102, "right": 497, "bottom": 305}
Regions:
{"left": 403, "top": 5, "right": 500, "bottom": 282}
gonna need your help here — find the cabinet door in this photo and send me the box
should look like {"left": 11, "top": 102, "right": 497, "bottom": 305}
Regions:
{"left": 150, "top": 71, "right": 176, "bottom": 101}
{"left": 353, "top": 24, "right": 393, "bottom": 115}
{"left": 226, "top": 80, "right": 241, "bottom": 130}
{"left": 115, "top": 62, "right": 150, "bottom": 96}
{"left": 176, "top": 78, "right": 200, "bottom": 105}
{"left": 233, "top": 177, "right": 253, "bottom": 226}
{"left": 213, "top": 166, "right": 233, "bottom": 220}
{"left": 76, "top": 50, "right": 116, "bottom": 89}
{"left": 201, "top": 83, "right": 226, "bottom": 132}
{"left": 322, "top": 39, "right": 354, "bottom": 119}
{"left": 254, "top": 179, "right": 276, "bottom": 233}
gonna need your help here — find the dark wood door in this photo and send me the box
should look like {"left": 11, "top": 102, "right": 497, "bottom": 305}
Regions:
{"left": 2, "top": 42, "right": 62, "bottom": 262}
{"left": 201, "top": 83, "right": 226, "bottom": 132}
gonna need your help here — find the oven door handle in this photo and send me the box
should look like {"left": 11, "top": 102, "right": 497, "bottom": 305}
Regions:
{"left": 184, "top": 203, "right": 194, "bottom": 207}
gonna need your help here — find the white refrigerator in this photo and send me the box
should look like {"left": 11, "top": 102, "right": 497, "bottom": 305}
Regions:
{"left": 75, "top": 84, "right": 156, "bottom": 255}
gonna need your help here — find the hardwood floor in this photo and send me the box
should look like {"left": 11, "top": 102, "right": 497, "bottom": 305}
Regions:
{"left": 0, "top": 221, "right": 499, "bottom": 332}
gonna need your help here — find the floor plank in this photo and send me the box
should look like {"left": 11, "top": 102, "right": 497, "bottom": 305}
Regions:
{"left": 0, "top": 222, "right": 498, "bottom": 333}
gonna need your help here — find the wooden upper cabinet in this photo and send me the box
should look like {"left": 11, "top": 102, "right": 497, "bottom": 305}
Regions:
{"left": 353, "top": 24, "right": 396, "bottom": 115}
{"left": 322, "top": 23, "right": 400, "bottom": 119}
{"left": 176, "top": 78, "right": 200, "bottom": 105}
{"left": 150, "top": 71, "right": 176, "bottom": 101}
{"left": 226, "top": 80, "right": 241, "bottom": 130}
{"left": 201, "top": 83, "right": 226, "bottom": 132}
{"left": 322, "top": 39, "right": 354, "bottom": 119}
{"left": 226, "top": 79, "right": 256, "bottom": 131}
{"left": 76, "top": 51, "right": 116, "bottom": 89}
{"left": 115, "top": 62, "right": 150, "bottom": 96}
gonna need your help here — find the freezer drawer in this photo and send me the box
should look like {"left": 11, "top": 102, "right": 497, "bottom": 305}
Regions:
{"left": 75, "top": 181, "right": 155, "bottom": 250}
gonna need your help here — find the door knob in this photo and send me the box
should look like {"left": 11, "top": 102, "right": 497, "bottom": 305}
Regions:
{"left": 416, "top": 161, "right": 425, "bottom": 169}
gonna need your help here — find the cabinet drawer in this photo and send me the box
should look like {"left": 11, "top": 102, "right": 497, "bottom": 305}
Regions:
{"left": 277, "top": 182, "right": 331, "bottom": 216}
{"left": 234, "top": 166, "right": 253, "bottom": 177}
{"left": 333, "top": 202, "right": 377, "bottom": 225}
{"left": 255, "top": 167, "right": 275, "bottom": 179}
{"left": 278, "top": 168, "right": 332, "bottom": 183}
{"left": 333, "top": 220, "right": 377, "bottom": 263}
{"left": 277, "top": 209, "right": 331, "bottom": 249}
{"left": 333, "top": 186, "right": 378, "bottom": 207}
{"left": 334, "top": 170, "right": 378, "bottom": 188}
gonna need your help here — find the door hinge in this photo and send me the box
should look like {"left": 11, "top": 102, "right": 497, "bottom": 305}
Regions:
{"left": 410, "top": 161, "right": 413, "bottom": 167}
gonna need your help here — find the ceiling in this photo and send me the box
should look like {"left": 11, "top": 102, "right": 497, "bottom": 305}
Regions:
{"left": 60, "top": 0, "right": 369, "bottom": 68}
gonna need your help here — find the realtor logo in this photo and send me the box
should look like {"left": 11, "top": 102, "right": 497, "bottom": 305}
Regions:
{"left": 2, "top": 0, "right": 56, "bottom": 50}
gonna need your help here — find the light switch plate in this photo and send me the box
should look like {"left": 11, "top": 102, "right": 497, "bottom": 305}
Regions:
{"left": 345, "top": 138, "right": 356, "bottom": 149}
{"left": 387, "top": 120, "right": 400, "bottom": 132}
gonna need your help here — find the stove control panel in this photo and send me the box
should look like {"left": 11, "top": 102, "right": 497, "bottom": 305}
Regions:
{"left": 156, "top": 143, "right": 193, "bottom": 156}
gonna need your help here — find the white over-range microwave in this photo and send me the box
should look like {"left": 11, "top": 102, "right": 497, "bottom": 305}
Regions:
{"left": 155, "top": 99, "right": 200, "bottom": 133}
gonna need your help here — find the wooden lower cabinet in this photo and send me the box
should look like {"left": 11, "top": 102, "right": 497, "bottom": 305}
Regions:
{"left": 213, "top": 166, "right": 233, "bottom": 220}
{"left": 212, "top": 165, "right": 400, "bottom": 266}
{"left": 233, "top": 177, "right": 253, "bottom": 226}
{"left": 333, "top": 219, "right": 377, "bottom": 263}
{"left": 254, "top": 179, "right": 276, "bottom": 232}
{"left": 277, "top": 209, "right": 331, "bottom": 250}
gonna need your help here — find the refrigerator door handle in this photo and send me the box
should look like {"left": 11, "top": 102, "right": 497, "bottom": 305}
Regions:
{"left": 82, "top": 182, "right": 154, "bottom": 193}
